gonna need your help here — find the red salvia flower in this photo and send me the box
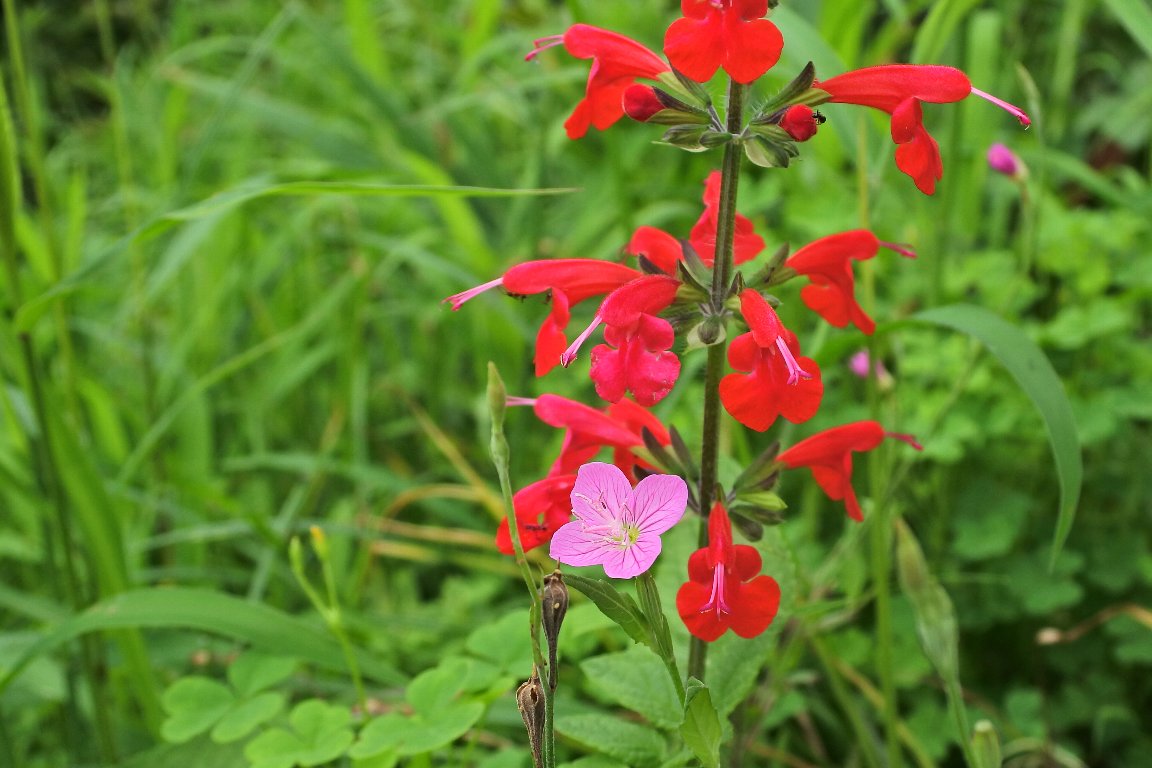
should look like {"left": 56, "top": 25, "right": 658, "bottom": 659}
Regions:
{"left": 776, "top": 420, "right": 922, "bottom": 521}
{"left": 664, "top": 0, "right": 784, "bottom": 84}
{"left": 446, "top": 259, "right": 641, "bottom": 376}
{"left": 720, "top": 290, "right": 823, "bottom": 431}
{"left": 509, "top": 393, "right": 670, "bottom": 481}
{"left": 785, "top": 230, "right": 916, "bottom": 334}
{"left": 625, "top": 226, "right": 684, "bottom": 276}
{"left": 495, "top": 473, "right": 578, "bottom": 554}
{"left": 676, "top": 503, "right": 781, "bottom": 641}
{"left": 689, "top": 171, "right": 765, "bottom": 266}
{"left": 562, "top": 275, "right": 683, "bottom": 407}
{"left": 528, "top": 24, "right": 670, "bottom": 139}
{"left": 818, "top": 65, "right": 1030, "bottom": 195}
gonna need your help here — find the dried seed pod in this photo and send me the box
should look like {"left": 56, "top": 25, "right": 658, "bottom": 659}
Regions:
{"left": 516, "top": 671, "right": 545, "bottom": 768}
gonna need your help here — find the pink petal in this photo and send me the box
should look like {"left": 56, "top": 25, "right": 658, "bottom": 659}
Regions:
{"left": 571, "top": 462, "right": 631, "bottom": 526}
{"left": 602, "top": 530, "right": 662, "bottom": 579}
{"left": 548, "top": 521, "right": 617, "bottom": 566}
{"left": 629, "top": 474, "right": 688, "bottom": 536}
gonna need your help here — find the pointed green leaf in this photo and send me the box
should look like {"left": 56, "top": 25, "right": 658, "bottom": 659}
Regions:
{"left": 563, "top": 574, "right": 651, "bottom": 648}
{"left": 680, "top": 679, "right": 721, "bottom": 768}
{"left": 581, "top": 649, "right": 682, "bottom": 729}
{"left": 913, "top": 304, "right": 1082, "bottom": 566}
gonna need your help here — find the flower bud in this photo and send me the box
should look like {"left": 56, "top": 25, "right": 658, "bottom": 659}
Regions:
{"left": 541, "top": 570, "right": 569, "bottom": 690}
{"left": 624, "top": 84, "right": 665, "bottom": 123}
{"left": 686, "top": 315, "right": 726, "bottom": 349}
{"left": 987, "top": 142, "right": 1028, "bottom": 180}
{"left": 779, "top": 104, "right": 822, "bottom": 142}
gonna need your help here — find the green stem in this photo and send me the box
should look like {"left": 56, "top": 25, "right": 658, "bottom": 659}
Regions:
{"left": 689, "top": 78, "right": 745, "bottom": 684}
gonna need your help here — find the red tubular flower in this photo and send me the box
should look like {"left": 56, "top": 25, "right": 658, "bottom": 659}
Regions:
{"left": 677, "top": 503, "right": 781, "bottom": 641}
{"left": 446, "top": 259, "right": 641, "bottom": 376}
{"left": 720, "top": 290, "right": 823, "bottom": 431}
{"left": 689, "top": 172, "right": 765, "bottom": 266}
{"left": 528, "top": 24, "right": 670, "bottom": 139}
{"left": 664, "top": 0, "right": 784, "bottom": 84}
{"left": 562, "top": 275, "right": 682, "bottom": 407}
{"left": 818, "top": 65, "right": 1030, "bottom": 195}
{"left": 625, "top": 226, "right": 684, "bottom": 276}
{"left": 779, "top": 105, "right": 822, "bottom": 142}
{"left": 776, "top": 420, "right": 922, "bottom": 521}
{"left": 495, "top": 474, "right": 577, "bottom": 554}
{"left": 785, "top": 230, "right": 916, "bottom": 334}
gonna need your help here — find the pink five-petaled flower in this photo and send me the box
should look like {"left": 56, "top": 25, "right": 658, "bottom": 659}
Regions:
{"left": 676, "top": 503, "right": 781, "bottom": 641}
{"left": 496, "top": 474, "right": 577, "bottom": 555}
{"left": 446, "top": 259, "right": 641, "bottom": 376}
{"left": 720, "top": 289, "right": 823, "bottom": 432}
{"left": 785, "top": 230, "right": 916, "bottom": 335}
{"left": 818, "top": 65, "right": 1030, "bottom": 195}
{"left": 527, "top": 24, "right": 670, "bottom": 140}
{"left": 562, "top": 275, "right": 682, "bottom": 407}
{"left": 776, "top": 420, "right": 922, "bottom": 522}
{"left": 549, "top": 462, "right": 687, "bottom": 579}
{"left": 664, "top": 0, "right": 784, "bottom": 85}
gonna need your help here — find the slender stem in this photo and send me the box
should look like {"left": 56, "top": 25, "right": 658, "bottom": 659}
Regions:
{"left": 689, "top": 79, "right": 745, "bottom": 684}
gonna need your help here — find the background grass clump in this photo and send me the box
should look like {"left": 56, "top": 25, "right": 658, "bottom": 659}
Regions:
{"left": 1, "top": 0, "right": 1150, "bottom": 766}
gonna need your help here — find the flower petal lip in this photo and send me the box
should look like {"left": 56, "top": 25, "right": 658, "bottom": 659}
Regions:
{"left": 664, "top": 0, "right": 783, "bottom": 84}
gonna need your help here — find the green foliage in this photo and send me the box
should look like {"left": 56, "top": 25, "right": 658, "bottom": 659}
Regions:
{"left": 160, "top": 653, "right": 294, "bottom": 743}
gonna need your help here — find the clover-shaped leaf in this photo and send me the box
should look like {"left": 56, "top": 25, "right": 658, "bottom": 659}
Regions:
{"left": 244, "top": 699, "right": 354, "bottom": 768}
{"left": 350, "top": 658, "right": 485, "bottom": 760}
{"left": 160, "top": 653, "right": 294, "bottom": 744}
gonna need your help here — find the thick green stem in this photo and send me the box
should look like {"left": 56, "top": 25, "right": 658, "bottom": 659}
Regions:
{"left": 688, "top": 79, "right": 746, "bottom": 684}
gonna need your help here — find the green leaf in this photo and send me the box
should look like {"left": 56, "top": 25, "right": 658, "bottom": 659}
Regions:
{"left": 160, "top": 678, "right": 234, "bottom": 743}
{"left": 0, "top": 587, "right": 403, "bottom": 695}
{"left": 913, "top": 304, "right": 1083, "bottom": 566}
{"left": 563, "top": 574, "right": 651, "bottom": 648}
{"left": 211, "top": 692, "right": 285, "bottom": 743}
{"left": 705, "top": 629, "right": 775, "bottom": 716}
{"left": 1101, "top": 0, "right": 1152, "bottom": 58}
{"left": 465, "top": 610, "right": 534, "bottom": 673}
{"left": 227, "top": 653, "right": 297, "bottom": 697}
{"left": 407, "top": 658, "right": 470, "bottom": 714}
{"left": 350, "top": 701, "right": 485, "bottom": 759}
{"left": 581, "top": 649, "right": 682, "bottom": 729}
{"left": 555, "top": 714, "right": 666, "bottom": 768}
{"left": 679, "top": 679, "right": 721, "bottom": 768}
{"left": 895, "top": 522, "right": 959, "bottom": 683}
{"left": 245, "top": 699, "right": 354, "bottom": 768}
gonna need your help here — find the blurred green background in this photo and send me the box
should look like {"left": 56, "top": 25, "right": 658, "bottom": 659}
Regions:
{"left": 1, "top": 0, "right": 1150, "bottom": 766}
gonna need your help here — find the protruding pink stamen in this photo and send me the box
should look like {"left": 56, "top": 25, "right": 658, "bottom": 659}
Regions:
{"left": 560, "top": 313, "right": 604, "bottom": 367}
{"left": 699, "top": 565, "right": 731, "bottom": 617}
{"left": 886, "top": 430, "right": 923, "bottom": 451}
{"left": 444, "top": 277, "right": 504, "bottom": 310}
{"left": 525, "top": 34, "right": 564, "bottom": 62}
{"left": 970, "top": 87, "right": 1031, "bottom": 128}
{"left": 774, "top": 337, "right": 813, "bottom": 385}
{"left": 505, "top": 396, "right": 538, "bottom": 408}
{"left": 879, "top": 240, "right": 917, "bottom": 259}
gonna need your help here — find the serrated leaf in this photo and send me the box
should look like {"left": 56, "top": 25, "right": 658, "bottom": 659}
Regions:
{"left": 228, "top": 653, "right": 296, "bottom": 697}
{"left": 160, "top": 677, "right": 234, "bottom": 743}
{"left": 706, "top": 630, "right": 775, "bottom": 716}
{"left": 680, "top": 679, "right": 721, "bottom": 768}
{"left": 563, "top": 574, "right": 651, "bottom": 648}
{"left": 581, "top": 649, "right": 682, "bottom": 729}
{"left": 211, "top": 691, "right": 285, "bottom": 743}
{"left": 556, "top": 714, "right": 666, "bottom": 768}
{"left": 913, "top": 304, "right": 1082, "bottom": 567}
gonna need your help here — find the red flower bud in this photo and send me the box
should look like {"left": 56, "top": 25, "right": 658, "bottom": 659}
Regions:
{"left": 779, "top": 104, "right": 821, "bottom": 142}
{"left": 623, "top": 84, "right": 665, "bottom": 123}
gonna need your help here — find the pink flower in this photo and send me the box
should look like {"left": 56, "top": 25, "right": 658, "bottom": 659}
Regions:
{"left": 549, "top": 462, "right": 687, "bottom": 578}
{"left": 562, "top": 275, "right": 682, "bottom": 407}
{"left": 528, "top": 25, "right": 670, "bottom": 140}
{"left": 664, "top": 0, "right": 784, "bottom": 84}
{"left": 720, "top": 290, "right": 823, "bottom": 431}
{"left": 677, "top": 503, "right": 781, "bottom": 641}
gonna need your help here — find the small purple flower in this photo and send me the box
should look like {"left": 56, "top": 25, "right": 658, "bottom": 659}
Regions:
{"left": 549, "top": 462, "right": 687, "bottom": 579}
{"left": 987, "top": 143, "right": 1025, "bottom": 179}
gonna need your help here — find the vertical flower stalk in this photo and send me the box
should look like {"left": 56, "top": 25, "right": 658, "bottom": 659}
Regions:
{"left": 690, "top": 78, "right": 746, "bottom": 683}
